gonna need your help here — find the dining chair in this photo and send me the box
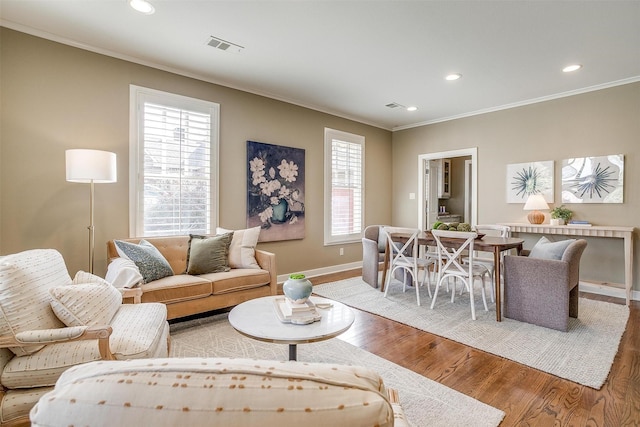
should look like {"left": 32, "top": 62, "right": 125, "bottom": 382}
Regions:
{"left": 430, "top": 229, "right": 491, "bottom": 320}
{"left": 463, "top": 224, "right": 510, "bottom": 302}
{"left": 382, "top": 226, "right": 435, "bottom": 306}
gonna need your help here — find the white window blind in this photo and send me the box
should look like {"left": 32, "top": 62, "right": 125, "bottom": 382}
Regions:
{"left": 130, "top": 86, "right": 219, "bottom": 237}
{"left": 324, "top": 128, "right": 364, "bottom": 245}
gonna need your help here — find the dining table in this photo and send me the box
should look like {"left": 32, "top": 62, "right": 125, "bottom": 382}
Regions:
{"left": 382, "top": 230, "right": 525, "bottom": 321}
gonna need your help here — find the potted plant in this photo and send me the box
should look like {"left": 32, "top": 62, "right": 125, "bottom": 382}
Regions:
{"left": 550, "top": 205, "right": 572, "bottom": 225}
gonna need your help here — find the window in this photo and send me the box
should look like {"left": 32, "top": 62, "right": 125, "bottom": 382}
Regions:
{"left": 324, "top": 128, "right": 364, "bottom": 245}
{"left": 129, "top": 86, "right": 219, "bottom": 237}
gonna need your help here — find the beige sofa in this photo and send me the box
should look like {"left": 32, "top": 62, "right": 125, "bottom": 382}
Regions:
{"left": 107, "top": 235, "right": 277, "bottom": 320}
{"left": 30, "top": 357, "right": 411, "bottom": 427}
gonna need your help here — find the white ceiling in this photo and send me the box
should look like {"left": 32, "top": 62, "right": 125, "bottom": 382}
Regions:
{"left": 2, "top": 1, "right": 639, "bottom": 130}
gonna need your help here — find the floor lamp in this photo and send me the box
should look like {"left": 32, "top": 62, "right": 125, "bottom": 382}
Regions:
{"left": 66, "top": 149, "right": 117, "bottom": 274}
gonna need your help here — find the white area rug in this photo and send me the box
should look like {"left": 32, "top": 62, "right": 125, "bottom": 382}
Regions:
{"left": 314, "top": 277, "right": 630, "bottom": 389}
{"left": 170, "top": 313, "right": 505, "bottom": 427}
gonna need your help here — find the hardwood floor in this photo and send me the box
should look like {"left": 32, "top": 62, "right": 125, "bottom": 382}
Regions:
{"left": 310, "top": 271, "right": 640, "bottom": 426}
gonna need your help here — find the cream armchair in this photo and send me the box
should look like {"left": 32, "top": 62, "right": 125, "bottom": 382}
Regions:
{"left": 0, "top": 249, "right": 170, "bottom": 426}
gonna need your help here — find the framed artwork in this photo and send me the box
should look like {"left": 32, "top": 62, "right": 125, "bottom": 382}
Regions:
{"left": 246, "top": 140, "right": 305, "bottom": 242}
{"left": 561, "top": 154, "right": 624, "bottom": 203}
{"left": 506, "top": 160, "right": 554, "bottom": 203}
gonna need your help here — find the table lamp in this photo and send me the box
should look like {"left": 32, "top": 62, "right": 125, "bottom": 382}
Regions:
{"left": 66, "top": 149, "right": 117, "bottom": 273}
{"left": 523, "top": 194, "right": 549, "bottom": 224}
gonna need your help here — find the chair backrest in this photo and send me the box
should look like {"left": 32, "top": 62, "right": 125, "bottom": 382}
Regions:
{"left": 431, "top": 230, "right": 478, "bottom": 276}
{"left": 382, "top": 226, "right": 419, "bottom": 266}
{"left": 363, "top": 225, "right": 388, "bottom": 254}
{"left": 475, "top": 224, "right": 510, "bottom": 238}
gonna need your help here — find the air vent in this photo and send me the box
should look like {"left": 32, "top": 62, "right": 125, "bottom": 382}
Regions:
{"left": 206, "top": 36, "right": 244, "bottom": 53}
{"left": 385, "top": 102, "right": 405, "bottom": 109}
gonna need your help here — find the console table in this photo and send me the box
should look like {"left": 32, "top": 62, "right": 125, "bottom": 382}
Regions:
{"left": 501, "top": 223, "right": 635, "bottom": 305}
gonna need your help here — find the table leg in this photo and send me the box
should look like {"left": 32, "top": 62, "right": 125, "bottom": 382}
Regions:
{"left": 494, "top": 247, "right": 502, "bottom": 322}
{"left": 289, "top": 344, "right": 297, "bottom": 361}
{"left": 380, "top": 241, "right": 390, "bottom": 292}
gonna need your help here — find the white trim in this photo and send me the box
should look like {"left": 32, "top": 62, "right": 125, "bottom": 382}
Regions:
{"left": 277, "top": 261, "right": 362, "bottom": 284}
{"left": 418, "top": 148, "right": 478, "bottom": 230}
{"left": 579, "top": 281, "right": 640, "bottom": 302}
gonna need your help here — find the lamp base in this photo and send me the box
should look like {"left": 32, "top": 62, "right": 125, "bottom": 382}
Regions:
{"left": 527, "top": 210, "right": 545, "bottom": 224}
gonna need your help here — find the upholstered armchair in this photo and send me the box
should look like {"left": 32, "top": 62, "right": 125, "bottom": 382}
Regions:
{"left": 503, "top": 239, "right": 587, "bottom": 331}
{"left": 362, "top": 225, "right": 388, "bottom": 288}
{"left": 0, "top": 249, "right": 170, "bottom": 426}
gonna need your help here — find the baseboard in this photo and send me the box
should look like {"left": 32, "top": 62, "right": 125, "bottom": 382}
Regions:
{"left": 277, "top": 261, "right": 362, "bottom": 284}
{"left": 579, "top": 281, "right": 639, "bottom": 302}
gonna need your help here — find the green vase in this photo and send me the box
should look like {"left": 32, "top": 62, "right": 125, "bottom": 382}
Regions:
{"left": 271, "top": 199, "right": 288, "bottom": 223}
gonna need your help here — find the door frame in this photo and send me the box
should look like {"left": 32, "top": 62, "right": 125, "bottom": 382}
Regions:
{"left": 417, "top": 147, "right": 478, "bottom": 230}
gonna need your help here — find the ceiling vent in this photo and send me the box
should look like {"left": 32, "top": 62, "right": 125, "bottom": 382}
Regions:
{"left": 385, "top": 102, "right": 405, "bottom": 109}
{"left": 206, "top": 36, "right": 244, "bottom": 53}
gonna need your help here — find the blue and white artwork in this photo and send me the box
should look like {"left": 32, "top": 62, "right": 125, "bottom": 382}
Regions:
{"left": 506, "top": 160, "right": 554, "bottom": 203}
{"left": 562, "top": 155, "right": 624, "bottom": 203}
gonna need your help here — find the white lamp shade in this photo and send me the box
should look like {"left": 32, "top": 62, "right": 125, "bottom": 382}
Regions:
{"left": 66, "top": 149, "right": 117, "bottom": 183}
{"left": 523, "top": 194, "right": 549, "bottom": 211}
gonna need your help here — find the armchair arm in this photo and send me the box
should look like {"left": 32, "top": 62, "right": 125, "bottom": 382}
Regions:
{"left": 119, "top": 286, "right": 143, "bottom": 303}
{"left": 504, "top": 255, "right": 571, "bottom": 301}
{"left": 255, "top": 249, "right": 277, "bottom": 295}
{"left": 0, "top": 325, "right": 115, "bottom": 360}
{"left": 362, "top": 237, "right": 382, "bottom": 288}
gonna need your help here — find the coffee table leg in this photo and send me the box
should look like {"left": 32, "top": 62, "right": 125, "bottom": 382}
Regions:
{"left": 289, "top": 344, "right": 297, "bottom": 361}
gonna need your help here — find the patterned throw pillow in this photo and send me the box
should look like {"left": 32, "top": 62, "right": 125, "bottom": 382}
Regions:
{"left": 186, "top": 233, "right": 233, "bottom": 275}
{"left": 216, "top": 226, "right": 261, "bottom": 269}
{"left": 114, "top": 239, "right": 174, "bottom": 283}
{"left": 49, "top": 280, "right": 122, "bottom": 327}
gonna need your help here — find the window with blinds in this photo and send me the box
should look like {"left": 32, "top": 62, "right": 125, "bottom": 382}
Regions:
{"left": 324, "top": 128, "right": 364, "bottom": 245}
{"left": 130, "top": 86, "right": 219, "bottom": 237}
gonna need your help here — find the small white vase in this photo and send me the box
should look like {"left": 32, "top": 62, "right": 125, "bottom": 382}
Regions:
{"left": 550, "top": 219, "right": 564, "bottom": 226}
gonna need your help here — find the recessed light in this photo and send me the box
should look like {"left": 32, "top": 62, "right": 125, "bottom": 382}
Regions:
{"left": 130, "top": 0, "right": 155, "bottom": 14}
{"left": 563, "top": 64, "right": 582, "bottom": 73}
{"left": 445, "top": 73, "right": 462, "bottom": 81}
{"left": 406, "top": 106, "right": 418, "bottom": 112}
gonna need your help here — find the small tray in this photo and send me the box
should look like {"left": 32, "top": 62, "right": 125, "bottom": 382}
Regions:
{"left": 273, "top": 297, "right": 322, "bottom": 325}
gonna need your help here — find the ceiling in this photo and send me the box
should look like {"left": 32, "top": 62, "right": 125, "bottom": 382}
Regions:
{"left": 1, "top": 1, "right": 639, "bottom": 130}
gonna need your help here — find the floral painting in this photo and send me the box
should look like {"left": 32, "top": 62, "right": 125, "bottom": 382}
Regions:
{"left": 506, "top": 160, "right": 554, "bottom": 203}
{"left": 562, "top": 155, "right": 624, "bottom": 203}
{"left": 247, "top": 141, "right": 305, "bottom": 242}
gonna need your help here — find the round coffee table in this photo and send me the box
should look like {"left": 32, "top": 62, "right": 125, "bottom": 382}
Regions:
{"left": 228, "top": 295, "right": 355, "bottom": 361}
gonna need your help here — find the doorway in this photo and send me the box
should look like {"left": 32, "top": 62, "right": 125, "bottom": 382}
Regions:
{"left": 417, "top": 148, "right": 478, "bottom": 230}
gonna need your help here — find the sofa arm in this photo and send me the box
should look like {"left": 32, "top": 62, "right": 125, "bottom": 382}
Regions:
{"left": 0, "top": 326, "right": 115, "bottom": 360}
{"left": 255, "top": 249, "right": 277, "bottom": 295}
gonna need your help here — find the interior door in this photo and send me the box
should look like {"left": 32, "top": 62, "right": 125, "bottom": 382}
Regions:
{"left": 425, "top": 159, "right": 440, "bottom": 229}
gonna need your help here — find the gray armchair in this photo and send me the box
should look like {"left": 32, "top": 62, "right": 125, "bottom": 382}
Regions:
{"left": 362, "top": 225, "right": 388, "bottom": 288}
{"left": 503, "top": 239, "right": 587, "bottom": 331}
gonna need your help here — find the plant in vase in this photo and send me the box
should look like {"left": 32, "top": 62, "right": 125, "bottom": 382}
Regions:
{"left": 283, "top": 273, "right": 312, "bottom": 304}
{"left": 550, "top": 205, "right": 572, "bottom": 225}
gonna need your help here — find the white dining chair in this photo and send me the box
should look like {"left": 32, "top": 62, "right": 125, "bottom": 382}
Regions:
{"left": 463, "top": 224, "right": 510, "bottom": 302}
{"left": 382, "top": 226, "right": 435, "bottom": 306}
{"left": 430, "top": 229, "right": 491, "bottom": 320}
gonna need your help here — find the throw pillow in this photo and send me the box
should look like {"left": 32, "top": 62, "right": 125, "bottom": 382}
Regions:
{"left": 113, "top": 239, "right": 174, "bottom": 283}
{"left": 186, "top": 233, "right": 233, "bottom": 275}
{"left": 529, "top": 236, "right": 576, "bottom": 260}
{"left": 49, "top": 281, "right": 122, "bottom": 327}
{"left": 216, "top": 226, "right": 261, "bottom": 269}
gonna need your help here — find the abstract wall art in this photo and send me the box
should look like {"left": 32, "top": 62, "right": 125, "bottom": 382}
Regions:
{"left": 561, "top": 154, "right": 624, "bottom": 203}
{"left": 246, "top": 140, "right": 305, "bottom": 242}
{"left": 506, "top": 160, "right": 554, "bottom": 203}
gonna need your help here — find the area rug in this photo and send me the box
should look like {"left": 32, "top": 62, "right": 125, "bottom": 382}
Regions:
{"left": 313, "top": 277, "right": 630, "bottom": 389}
{"left": 170, "top": 313, "right": 505, "bottom": 427}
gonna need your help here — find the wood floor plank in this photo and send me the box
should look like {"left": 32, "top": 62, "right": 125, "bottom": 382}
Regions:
{"left": 313, "top": 271, "right": 640, "bottom": 426}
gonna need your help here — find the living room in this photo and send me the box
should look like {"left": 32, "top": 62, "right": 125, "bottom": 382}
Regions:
{"left": 1, "top": 1, "right": 639, "bottom": 426}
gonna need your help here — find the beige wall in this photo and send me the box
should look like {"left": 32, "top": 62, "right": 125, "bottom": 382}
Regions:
{"left": 0, "top": 28, "right": 393, "bottom": 277}
{"left": 393, "top": 82, "right": 640, "bottom": 292}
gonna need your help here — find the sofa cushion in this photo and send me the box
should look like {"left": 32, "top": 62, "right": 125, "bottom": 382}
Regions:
{"left": 186, "top": 233, "right": 232, "bottom": 275}
{"left": 49, "top": 281, "right": 122, "bottom": 327}
{"left": 0, "top": 249, "right": 69, "bottom": 356}
{"left": 217, "top": 226, "right": 261, "bottom": 269}
{"left": 114, "top": 239, "right": 174, "bottom": 283}
{"left": 1, "top": 303, "right": 168, "bottom": 389}
{"left": 205, "top": 269, "right": 271, "bottom": 295}
{"left": 529, "top": 236, "right": 576, "bottom": 260}
{"left": 29, "top": 358, "right": 396, "bottom": 427}
{"left": 140, "top": 275, "right": 213, "bottom": 304}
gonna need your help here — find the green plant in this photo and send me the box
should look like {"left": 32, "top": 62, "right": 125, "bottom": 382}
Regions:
{"left": 550, "top": 205, "right": 573, "bottom": 222}
{"left": 289, "top": 273, "right": 306, "bottom": 280}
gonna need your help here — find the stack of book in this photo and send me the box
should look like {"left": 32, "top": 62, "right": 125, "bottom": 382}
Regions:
{"left": 274, "top": 297, "right": 321, "bottom": 324}
{"left": 568, "top": 220, "right": 592, "bottom": 227}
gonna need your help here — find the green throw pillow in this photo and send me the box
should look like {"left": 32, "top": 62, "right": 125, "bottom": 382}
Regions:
{"left": 186, "top": 233, "right": 233, "bottom": 275}
{"left": 529, "top": 236, "right": 576, "bottom": 260}
{"left": 113, "top": 239, "right": 174, "bottom": 283}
